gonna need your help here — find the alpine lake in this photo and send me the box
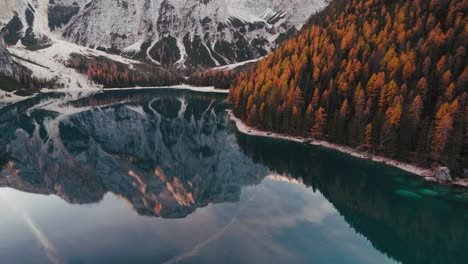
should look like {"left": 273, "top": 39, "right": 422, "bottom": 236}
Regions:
{"left": 0, "top": 88, "right": 467, "bottom": 264}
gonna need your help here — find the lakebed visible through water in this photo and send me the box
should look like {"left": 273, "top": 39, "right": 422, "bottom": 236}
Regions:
{"left": 0, "top": 88, "right": 467, "bottom": 264}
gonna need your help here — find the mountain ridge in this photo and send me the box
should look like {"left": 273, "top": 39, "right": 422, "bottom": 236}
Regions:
{"left": 61, "top": 0, "right": 327, "bottom": 68}
{"left": 0, "top": 0, "right": 326, "bottom": 94}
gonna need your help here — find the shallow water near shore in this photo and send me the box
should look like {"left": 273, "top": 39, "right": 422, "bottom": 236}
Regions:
{"left": 0, "top": 88, "right": 467, "bottom": 264}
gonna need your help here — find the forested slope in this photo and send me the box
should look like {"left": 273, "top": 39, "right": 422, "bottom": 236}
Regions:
{"left": 229, "top": 0, "right": 467, "bottom": 175}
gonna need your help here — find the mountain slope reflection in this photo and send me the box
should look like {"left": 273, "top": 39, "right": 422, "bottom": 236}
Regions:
{"left": 0, "top": 90, "right": 267, "bottom": 218}
{"left": 237, "top": 134, "right": 468, "bottom": 264}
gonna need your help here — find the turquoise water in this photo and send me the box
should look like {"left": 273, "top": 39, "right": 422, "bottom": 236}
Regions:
{"left": 0, "top": 89, "right": 466, "bottom": 264}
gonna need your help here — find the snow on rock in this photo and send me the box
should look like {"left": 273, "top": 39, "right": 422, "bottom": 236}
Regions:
{"left": 122, "top": 39, "right": 145, "bottom": 55}
{"left": 34, "top": 0, "right": 51, "bottom": 35}
{"left": 226, "top": 0, "right": 327, "bottom": 28}
{"left": 62, "top": 0, "right": 328, "bottom": 67}
{"left": 0, "top": 1, "right": 29, "bottom": 25}
{"left": 213, "top": 56, "right": 265, "bottom": 71}
{"left": 7, "top": 39, "right": 138, "bottom": 90}
{"left": 0, "top": 0, "right": 51, "bottom": 46}
{"left": 125, "top": 105, "right": 147, "bottom": 117}
{"left": 105, "top": 84, "right": 230, "bottom": 94}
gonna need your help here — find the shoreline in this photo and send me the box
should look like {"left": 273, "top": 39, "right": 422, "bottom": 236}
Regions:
{"left": 0, "top": 91, "right": 35, "bottom": 106}
{"left": 0, "top": 84, "right": 229, "bottom": 108}
{"left": 40, "top": 84, "right": 230, "bottom": 94}
{"left": 101, "top": 84, "right": 230, "bottom": 94}
{"left": 2, "top": 87, "right": 466, "bottom": 188}
{"left": 227, "top": 110, "right": 468, "bottom": 188}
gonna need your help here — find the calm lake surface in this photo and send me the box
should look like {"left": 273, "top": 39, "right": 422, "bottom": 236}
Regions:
{"left": 0, "top": 89, "right": 467, "bottom": 264}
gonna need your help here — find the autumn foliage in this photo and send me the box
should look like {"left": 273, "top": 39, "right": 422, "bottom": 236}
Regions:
{"left": 67, "top": 54, "right": 180, "bottom": 88}
{"left": 186, "top": 70, "right": 238, "bottom": 90}
{"left": 229, "top": 0, "right": 467, "bottom": 175}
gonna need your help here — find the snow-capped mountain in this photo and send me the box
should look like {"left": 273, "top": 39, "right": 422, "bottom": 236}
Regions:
{"left": 1, "top": 0, "right": 326, "bottom": 67}
{"left": 0, "top": 0, "right": 178, "bottom": 92}
{"left": 0, "top": 0, "right": 326, "bottom": 93}
{"left": 62, "top": 0, "right": 327, "bottom": 67}
{"left": 63, "top": 0, "right": 324, "bottom": 67}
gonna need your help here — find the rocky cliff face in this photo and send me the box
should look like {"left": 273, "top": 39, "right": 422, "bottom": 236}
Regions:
{"left": 61, "top": 0, "right": 327, "bottom": 68}
{"left": 0, "top": 39, "right": 15, "bottom": 79}
{"left": 0, "top": 0, "right": 51, "bottom": 48}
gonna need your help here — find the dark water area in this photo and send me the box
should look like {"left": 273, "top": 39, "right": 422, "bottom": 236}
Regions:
{"left": 0, "top": 89, "right": 467, "bottom": 264}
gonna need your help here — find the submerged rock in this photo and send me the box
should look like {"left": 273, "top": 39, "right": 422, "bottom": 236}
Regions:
{"left": 435, "top": 167, "right": 452, "bottom": 183}
{"left": 394, "top": 189, "right": 423, "bottom": 199}
{"left": 418, "top": 189, "right": 439, "bottom": 197}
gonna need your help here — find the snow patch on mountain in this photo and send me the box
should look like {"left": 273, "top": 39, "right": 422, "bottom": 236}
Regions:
{"left": 226, "top": 0, "right": 321, "bottom": 26}
{"left": 213, "top": 56, "right": 265, "bottom": 71}
{"left": 62, "top": 0, "right": 327, "bottom": 67}
{"left": 8, "top": 39, "right": 146, "bottom": 89}
{"left": 0, "top": 1, "right": 28, "bottom": 25}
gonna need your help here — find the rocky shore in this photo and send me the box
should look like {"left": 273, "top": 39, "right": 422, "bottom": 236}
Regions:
{"left": 228, "top": 110, "right": 468, "bottom": 188}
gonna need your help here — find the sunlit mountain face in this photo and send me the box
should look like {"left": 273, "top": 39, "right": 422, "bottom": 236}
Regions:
{"left": 0, "top": 89, "right": 267, "bottom": 218}
{"left": 0, "top": 89, "right": 467, "bottom": 264}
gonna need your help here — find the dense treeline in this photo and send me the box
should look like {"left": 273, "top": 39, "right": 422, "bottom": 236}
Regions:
{"left": 230, "top": 0, "right": 467, "bottom": 175}
{"left": 186, "top": 70, "right": 238, "bottom": 89}
{"left": 0, "top": 67, "right": 45, "bottom": 96}
{"left": 67, "top": 54, "right": 181, "bottom": 88}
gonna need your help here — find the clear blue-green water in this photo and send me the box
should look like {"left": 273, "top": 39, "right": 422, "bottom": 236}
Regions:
{"left": 0, "top": 89, "right": 467, "bottom": 264}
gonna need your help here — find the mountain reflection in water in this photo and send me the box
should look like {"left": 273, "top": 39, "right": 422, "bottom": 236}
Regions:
{"left": 0, "top": 90, "right": 266, "bottom": 218}
{"left": 0, "top": 89, "right": 467, "bottom": 264}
